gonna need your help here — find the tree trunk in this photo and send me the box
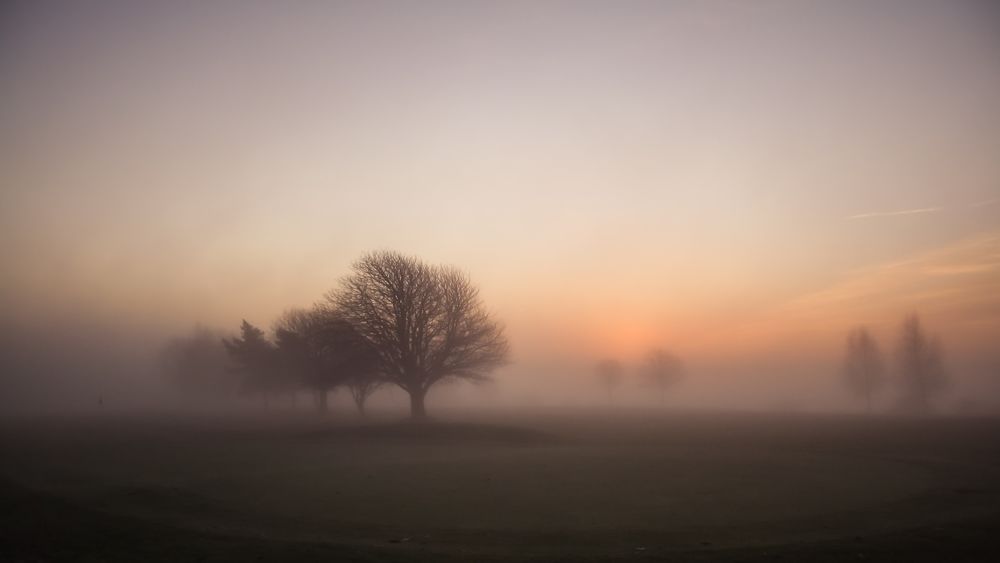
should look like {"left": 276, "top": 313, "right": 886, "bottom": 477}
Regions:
{"left": 355, "top": 396, "right": 367, "bottom": 417}
{"left": 316, "top": 389, "right": 329, "bottom": 413}
{"left": 409, "top": 389, "right": 427, "bottom": 420}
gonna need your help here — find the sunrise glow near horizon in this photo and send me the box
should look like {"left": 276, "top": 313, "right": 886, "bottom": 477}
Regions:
{"left": 2, "top": 0, "right": 999, "bottom": 408}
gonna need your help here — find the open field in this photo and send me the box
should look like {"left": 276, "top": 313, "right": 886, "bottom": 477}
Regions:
{"left": 2, "top": 410, "right": 999, "bottom": 562}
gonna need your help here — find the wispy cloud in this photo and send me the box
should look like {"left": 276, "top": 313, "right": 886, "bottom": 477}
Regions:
{"left": 847, "top": 197, "right": 999, "bottom": 220}
{"left": 970, "top": 198, "right": 999, "bottom": 208}
{"left": 847, "top": 207, "right": 940, "bottom": 220}
{"left": 775, "top": 232, "right": 1000, "bottom": 324}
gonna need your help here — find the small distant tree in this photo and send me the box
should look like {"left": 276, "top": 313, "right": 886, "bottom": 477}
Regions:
{"left": 330, "top": 251, "right": 509, "bottom": 419}
{"left": 896, "top": 314, "right": 947, "bottom": 413}
{"left": 274, "top": 307, "right": 381, "bottom": 414}
{"left": 159, "top": 325, "right": 234, "bottom": 396}
{"left": 641, "top": 348, "right": 683, "bottom": 404}
{"left": 843, "top": 326, "right": 885, "bottom": 414}
{"left": 596, "top": 359, "right": 623, "bottom": 403}
{"left": 222, "top": 320, "right": 280, "bottom": 402}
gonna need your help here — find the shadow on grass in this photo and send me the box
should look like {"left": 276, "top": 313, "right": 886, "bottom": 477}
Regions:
{"left": 0, "top": 480, "right": 448, "bottom": 563}
{"left": 5, "top": 478, "right": 999, "bottom": 563}
{"left": 293, "top": 421, "right": 556, "bottom": 445}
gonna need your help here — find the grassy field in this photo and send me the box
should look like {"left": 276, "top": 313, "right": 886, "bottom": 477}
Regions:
{"left": 2, "top": 410, "right": 999, "bottom": 562}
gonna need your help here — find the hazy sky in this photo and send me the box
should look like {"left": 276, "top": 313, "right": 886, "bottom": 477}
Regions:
{"left": 2, "top": 1, "right": 999, "bottom": 382}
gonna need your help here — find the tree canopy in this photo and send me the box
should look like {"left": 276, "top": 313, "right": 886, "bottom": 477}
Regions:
{"left": 329, "top": 250, "right": 509, "bottom": 418}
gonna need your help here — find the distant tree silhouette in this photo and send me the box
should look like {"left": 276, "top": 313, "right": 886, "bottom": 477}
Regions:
{"left": 159, "top": 325, "right": 233, "bottom": 396}
{"left": 274, "top": 307, "right": 381, "bottom": 413}
{"left": 329, "top": 251, "right": 509, "bottom": 419}
{"left": 896, "top": 314, "right": 947, "bottom": 413}
{"left": 843, "top": 326, "right": 885, "bottom": 414}
{"left": 641, "top": 348, "right": 683, "bottom": 404}
{"left": 312, "top": 307, "right": 382, "bottom": 414}
{"left": 274, "top": 309, "right": 332, "bottom": 411}
{"left": 596, "top": 359, "right": 623, "bottom": 403}
{"left": 222, "top": 320, "right": 280, "bottom": 402}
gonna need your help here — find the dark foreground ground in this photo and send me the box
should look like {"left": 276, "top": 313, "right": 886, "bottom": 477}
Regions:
{"left": 1, "top": 410, "right": 999, "bottom": 562}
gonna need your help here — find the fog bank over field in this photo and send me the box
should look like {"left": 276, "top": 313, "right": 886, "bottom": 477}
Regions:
{"left": 4, "top": 3, "right": 1000, "bottom": 561}
{"left": 2, "top": 238, "right": 998, "bottom": 415}
{"left": 2, "top": 0, "right": 999, "bottom": 416}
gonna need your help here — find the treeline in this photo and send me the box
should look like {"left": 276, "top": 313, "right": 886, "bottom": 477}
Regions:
{"left": 843, "top": 313, "right": 948, "bottom": 413}
{"left": 222, "top": 312, "right": 378, "bottom": 414}
{"left": 161, "top": 251, "right": 509, "bottom": 418}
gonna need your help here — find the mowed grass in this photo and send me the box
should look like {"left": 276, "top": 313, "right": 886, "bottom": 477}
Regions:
{"left": 2, "top": 410, "right": 999, "bottom": 561}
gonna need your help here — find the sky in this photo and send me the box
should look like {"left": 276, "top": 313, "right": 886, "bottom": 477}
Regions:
{"left": 1, "top": 0, "right": 999, "bottom": 408}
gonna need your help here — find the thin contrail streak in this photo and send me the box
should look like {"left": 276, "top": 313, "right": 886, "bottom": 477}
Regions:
{"left": 847, "top": 207, "right": 940, "bottom": 220}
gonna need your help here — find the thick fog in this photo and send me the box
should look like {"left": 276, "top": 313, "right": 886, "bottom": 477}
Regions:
{"left": 5, "top": 4, "right": 1000, "bottom": 563}
{"left": 2, "top": 277, "right": 998, "bottom": 417}
{"left": 2, "top": 0, "right": 999, "bottom": 417}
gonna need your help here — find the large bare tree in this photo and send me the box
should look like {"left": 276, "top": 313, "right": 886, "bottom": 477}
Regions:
{"left": 896, "top": 314, "right": 947, "bottom": 413}
{"left": 329, "top": 251, "right": 509, "bottom": 418}
{"left": 843, "top": 326, "right": 885, "bottom": 414}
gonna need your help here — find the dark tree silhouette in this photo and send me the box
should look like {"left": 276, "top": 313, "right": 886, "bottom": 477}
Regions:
{"left": 640, "top": 348, "right": 683, "bottom": 404}
{"left": 329, "top": 251, "right": 509, "bottom": 419}
{"left": 274, "top": 307, "right": 381, "bottom": 413}
{"left": 347, "top": 374, "right": 382, "bottom": 416}
{"left": 896, "top": 314, "right": 947, "bottom": 413}
{"left": 596, "top": 358, "right": 623, "bottom": 403}
{"left": 312, "top": 308, "right": 382, "bottom": 414}
{"left": 274, "top": 309, "right": 331, "bottom": 411}
{"left": 159, "top": 325, "right": 234, "bottom": 396}
{"left": 843, "top": 326, "right": 885, "bottom": 414}
{"left": 222, "top": 320, "right": 280, "bottom": 402}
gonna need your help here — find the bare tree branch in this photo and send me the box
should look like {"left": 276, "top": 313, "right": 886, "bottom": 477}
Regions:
{"left": 328, "top": 251, "right": 509, "bottom": 418}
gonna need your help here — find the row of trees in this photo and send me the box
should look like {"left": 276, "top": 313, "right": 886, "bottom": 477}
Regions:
{"left": 222, "top": 312, "right": 379, "bottom": 413}
{"left": 165, "top": 251, "right": 510, "bottom": 418}
{"left": 161, "top": 255, "right": 950, "bottom": 418}
{"left": 595, "top": 349, "right": 685, "bottom": 403}
{"left": 843, "top": 313, "right": 947, "bottom": 413}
